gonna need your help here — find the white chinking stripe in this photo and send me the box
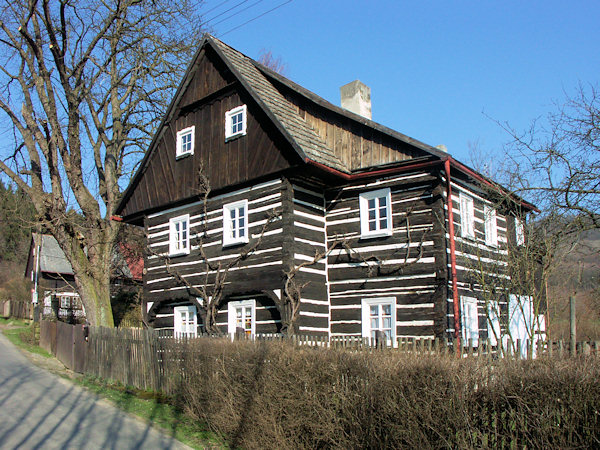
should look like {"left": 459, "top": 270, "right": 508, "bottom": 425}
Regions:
{"left": 299, "top": 266, "right": 327, "bottom": 276}
{"left": 331, "top": 283, "right": 435, "bottom": 296}
{"left": 294, "top": 237, "right": 326, "bottom": 248}
{"left": 396, "top": 320, "right": 434, "bottom": 326}
{"left": 147, "top": 178, "right": 282, "bottom": 219}
{"left": 328, "top": 241, "right": 434, "bottom": 256}
{"left": 148, "top": 260, "right": 282, "bottom": 287}
{"left": 147, "top": 247, "right": 282, "bottom": 272}
{"left": 298, "top": 326, "right": 329, "bottom": 332}
{"left": 300, "top": 298, "right": 329, "bottom": 305}
{"left": 329, "top": 272, "right": 436, "bottom": 285}
{"left": 294, "top": 253, "right": 326, "bottom": 264}
{"left": 338, "top": 173, "right": 431, "bottom": 192}
{"left": 329, "top": 256, "right": 435, "bottom": 269}
{"left": 299, "top": 311, "right": 329, "bottom": 318}
{"left": 294, "top": 209, "right": 325, "bottom": 223}
{"left": 330, "top": 290, "right": 435, "bottom": 299}
{"left": 294, "top": 221, "right": 324, "bottom": 232}
{"left": 325, "top": 207, "right": 351, "bottom": 218}
{"left": 446, "top": 247, "right": 508, "bottom": 265}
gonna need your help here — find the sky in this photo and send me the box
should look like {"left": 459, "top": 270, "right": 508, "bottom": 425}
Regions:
{"left": 201, "top": 0, "right": 600, "bottom": 165}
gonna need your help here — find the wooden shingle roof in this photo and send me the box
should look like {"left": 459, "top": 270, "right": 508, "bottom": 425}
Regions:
{"left": 209, "top": 36, "right": 348, "bottom": 172}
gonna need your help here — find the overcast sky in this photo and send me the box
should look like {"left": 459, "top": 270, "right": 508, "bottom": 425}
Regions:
{"left": 202, "top": 0, "right": 599, "bottom": 165}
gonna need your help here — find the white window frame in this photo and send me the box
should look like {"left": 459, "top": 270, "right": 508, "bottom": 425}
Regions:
{"left": 484, "top": 204, "right": 498, "bottom": 247}
{"left": 174, "top": 305, "right": 197, "bottom": 338}
{"left": 57, "top": 293, "right": 79, "bottom": 309}
{"left": 169, "top": 214, "right": 190, "bottom": 256}
{"left": 459, "top": 193, "right": 475, "bottom": 239}
{"left": 223, "top": 200, "right": 249, "bottom": 247}
{"left": 461, "top": 296, "right": 479, "bottom": 346}
{"left": 225, "top": 105, "right": 247, "bottom": 140}
{"left": 361, "top": 297, "right": 396, "bottom": 345}
{"left": 176, "top": 126, "right": 195, "bottom": 158}
{"left": 359, "top": 188, "right": 393, "bottom": 238}
{"left": 487, "top": 300, "right": 501, "bottom": 346}
{"left": 228, "top": 299, "right": 256, "bottom": 337}
{"left": 515, "top": 216, "right": 525, "bottom": 246}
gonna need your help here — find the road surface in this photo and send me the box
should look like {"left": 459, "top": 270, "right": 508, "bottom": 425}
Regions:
{"left": 0, "top": 331, "right": 191, "bottom": 449}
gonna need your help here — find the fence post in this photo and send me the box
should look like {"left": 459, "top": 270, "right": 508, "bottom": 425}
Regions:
{"left": 570, "top": 296, "right": 577, "bottom": 356}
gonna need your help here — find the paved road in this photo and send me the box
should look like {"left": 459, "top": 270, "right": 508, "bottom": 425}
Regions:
{"left": 0, "top": 332, "right": 191, "bottom": 449}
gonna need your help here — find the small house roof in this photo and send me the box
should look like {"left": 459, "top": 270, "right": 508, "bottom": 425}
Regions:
{"left": 33, "top": 233, "right": 74, "bottom": 275}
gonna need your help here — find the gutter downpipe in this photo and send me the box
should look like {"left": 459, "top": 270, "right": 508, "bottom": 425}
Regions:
{"left": 444, "top": 158, "right": 461, "bottom": 351}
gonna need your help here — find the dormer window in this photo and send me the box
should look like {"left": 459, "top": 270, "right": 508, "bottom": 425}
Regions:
{"left": 176, "top": 126, "right": 195, "bottom": 158}
{"left": 225, "top": 105, "right": 247, "bottom": 140}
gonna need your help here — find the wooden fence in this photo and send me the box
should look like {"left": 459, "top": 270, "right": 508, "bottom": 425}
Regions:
{"left": 39, "top": 320, "right": 86, "bottom": 372}
{"left": 0, "top": 300, "right": 33, "bottom": 320}
{"left": 38, "top": 321, "right": 600, "bottom": 394}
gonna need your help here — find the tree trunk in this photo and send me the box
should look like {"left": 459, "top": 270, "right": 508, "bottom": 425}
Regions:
{"left": 75, "top": 269, "right": 114, "bottom": 327}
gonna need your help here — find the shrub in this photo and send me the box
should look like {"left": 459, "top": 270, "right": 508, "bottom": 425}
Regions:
{"left": 173, "top": 339, "right": 600, "bottom": 449}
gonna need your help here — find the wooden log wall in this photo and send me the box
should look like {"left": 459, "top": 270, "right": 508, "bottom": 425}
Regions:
{"left": 287, "top": 179, "right": 330, "bottom": 335}
{"left": 144, "top": 177, "right": 286, "bottom": 331}
{"left": 442, "top": 174, "right": 514, "bottom": 341}
{"left": 325, "top": 170, "right": 445, "bottom": 339}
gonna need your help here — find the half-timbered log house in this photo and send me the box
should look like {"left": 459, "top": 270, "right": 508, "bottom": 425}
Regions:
{"left": 115, "top": 35, "right": 539, "bottom": 345}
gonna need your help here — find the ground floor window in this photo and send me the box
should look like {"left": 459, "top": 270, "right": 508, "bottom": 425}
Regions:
{"left": 174, "top": 305, "right": 197, "bottom": 337}
{"left": 461, "top": 296, "right": 479, "bottom": 346}
{"left": 228, "top": 299, "right": 256, "bottom": 337}
{"left": 361, "top": 297, "right": 395, "bottom": 344}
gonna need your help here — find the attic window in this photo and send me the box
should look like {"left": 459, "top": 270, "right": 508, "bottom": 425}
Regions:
{"left": 176, "top": 126, "right": 195, "bottom": 158}
{"left": 225, "top": 105, "right": 247, "bottom": 140}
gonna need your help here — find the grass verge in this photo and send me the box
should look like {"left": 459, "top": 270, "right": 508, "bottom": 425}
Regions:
{"left": 75, "top": 377, "right": 225, "bottom": 449}
{"left": 0, "top": 318, "right": 52, "bottom": 358}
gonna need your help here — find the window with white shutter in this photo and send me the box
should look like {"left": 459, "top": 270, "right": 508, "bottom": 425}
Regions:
{"left": 459, "top": 193, "right": 475, "bottom": 239}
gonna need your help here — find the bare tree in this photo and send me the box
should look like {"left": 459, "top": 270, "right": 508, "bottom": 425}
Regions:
{"left": 257, "top": 49, "right": 287, "bottom": 75}
{"left": 0, "top": 0, "right": 204, "bottom": 325}
{"left": 499, "top": 84, "right": 600, "bottom": 232}
{"left": 467, "top": 83, "right": 600, "bottom": 349}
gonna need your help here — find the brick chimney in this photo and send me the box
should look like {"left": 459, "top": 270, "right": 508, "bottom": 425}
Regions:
{"left": 340, "top": 80, "right": 371, "bottom": 120}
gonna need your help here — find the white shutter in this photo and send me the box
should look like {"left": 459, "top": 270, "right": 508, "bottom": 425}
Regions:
{"left": 461, "top": 296, "right": 479, "bottom": 345}
{"left": 460, "top": 194, "right": 475, "bottom": 238}
{"left": 484, "top": 205, "right": 498, "bottom": 246}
